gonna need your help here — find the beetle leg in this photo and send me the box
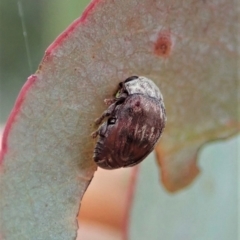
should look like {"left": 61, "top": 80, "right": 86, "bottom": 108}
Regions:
{"left": 91, "top": 130, "right": 99, "bottom": 138}
{"left": 95, "top": 93, "right": 128, "bottom": 126}
{"left": 91, "top": 122, "right": 108, "bottom": 138}
{"left": 104, "top": 91, "right": 128, "bottom": 106}
{"left": 104, "top": 98, "right": 116, "bottom": 106}
{"left": 95, "top": 102, "right": 117, "bottom": 125}
{"left": 115, "top": 92, "right": 128, "bottom": 104}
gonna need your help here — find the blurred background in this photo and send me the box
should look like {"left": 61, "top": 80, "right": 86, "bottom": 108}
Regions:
{"left": 0, "top": 0, "right": 90, "bottom": 123}
{"left": 0, "top": 1, "right": 239, "bottom": 240}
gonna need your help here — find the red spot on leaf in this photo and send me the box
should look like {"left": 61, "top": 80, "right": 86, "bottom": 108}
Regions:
{"left": 0, "top": 75, "right": 37, "bottom": 164}
{"left": 154, "top": 31, "right": 173, "bottom": 58}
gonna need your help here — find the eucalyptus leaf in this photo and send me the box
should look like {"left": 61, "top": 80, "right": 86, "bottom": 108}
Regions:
{"left": 0, "top": 0, "right": 239, "bottom": 239}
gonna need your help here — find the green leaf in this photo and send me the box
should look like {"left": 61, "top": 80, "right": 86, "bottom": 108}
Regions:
{"left": 129, "top": 136, "right": 239, "bottom": 240}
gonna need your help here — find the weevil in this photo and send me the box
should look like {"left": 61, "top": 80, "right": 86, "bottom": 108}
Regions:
{"left": 92, "top": 76, "right": 166, "bottom": 169}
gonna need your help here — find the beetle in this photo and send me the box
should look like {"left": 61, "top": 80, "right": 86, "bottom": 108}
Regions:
{"left": 92, "top": 76, "right": 166, "bottom": 169}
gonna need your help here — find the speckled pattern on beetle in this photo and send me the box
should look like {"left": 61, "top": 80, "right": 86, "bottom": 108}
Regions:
{"left": 92, "top": 76, "right": 166, "bottom": 169}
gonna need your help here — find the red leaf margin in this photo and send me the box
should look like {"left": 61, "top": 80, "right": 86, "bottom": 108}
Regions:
{"left": 0, "top": 0, "right": 102, "bottom": 164}
{"left": 0, "top": 1, "right": 139, "bottom": 239}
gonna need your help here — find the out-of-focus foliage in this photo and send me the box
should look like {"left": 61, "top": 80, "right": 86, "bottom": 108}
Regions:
{"left": 0, "top": 0, "right": 42, "bottom": 122}
{"left": 129, "top": 135, "right": 239, "bottom": 240}
{"left": 0, "top": 0, "right": 90, "bottom": 123}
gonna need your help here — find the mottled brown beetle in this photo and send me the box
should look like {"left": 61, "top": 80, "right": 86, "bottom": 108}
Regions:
{"left": 92, "top": 76, "right": 166, "bottom": 169}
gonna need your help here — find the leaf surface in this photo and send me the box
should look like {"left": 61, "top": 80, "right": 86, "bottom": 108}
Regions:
{"left": 0, "top": 0, "right": 239, "bottom": 239}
